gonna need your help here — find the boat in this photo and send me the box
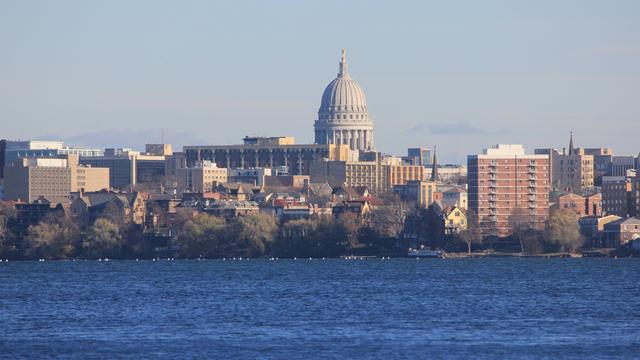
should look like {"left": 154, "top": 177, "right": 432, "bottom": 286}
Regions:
{"left": 407, "top": 246, "right": 446, "bottom": 259}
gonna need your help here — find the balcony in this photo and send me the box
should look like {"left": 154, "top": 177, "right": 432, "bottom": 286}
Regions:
{"left": 528, "top": 167, "right": 536, "bottom": 173}
{"left": 489, "top": 189, "right": 497, "bottom": 194}
{"left": 529, "top": 196, "right": 536, "bottom": 201}
{"left": 529, "top": 202, "right": 536, "bottom": 208}
{"left": 489, "top": 167, "right": 497, "bottom": 174}
{"left": 529, "top": 182, "right": 536, "bottom": 188}
{"left": 489, "top": 202, "right": 498, "bottom": 209}
{"left": 529, "top": 189, "right": 537, "bottom": 195}
{"left": 489, "top": 174, "right": 497, "bottom": 180}
{"left": 529, "top": 175, "right": 537, "bottom": 181}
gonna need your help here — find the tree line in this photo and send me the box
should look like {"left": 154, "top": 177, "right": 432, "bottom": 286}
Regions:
{"left": 0, "top": 198, "right": 584, "bottom": 260}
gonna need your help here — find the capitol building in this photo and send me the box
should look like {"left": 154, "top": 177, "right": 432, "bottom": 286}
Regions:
{"left": 314, "top": 49, "right": 374, "bottom": 151}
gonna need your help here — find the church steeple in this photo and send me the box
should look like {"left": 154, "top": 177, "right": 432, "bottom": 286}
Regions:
{"left": 338, "top": 48, "right": 350, "bottom": 79}
{"left": 431, "top": 146, "right": 439, "bottom": 181}
{"left": 568, "top": 131, "right": 574, "bottom": 156}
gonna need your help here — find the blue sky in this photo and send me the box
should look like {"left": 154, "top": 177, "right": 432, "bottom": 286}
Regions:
{"left": 1, "top": 0, "right": 639, "bottom": 162}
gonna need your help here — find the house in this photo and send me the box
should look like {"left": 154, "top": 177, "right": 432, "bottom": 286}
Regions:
{"left": 332, "top": 186, "right": 370, "bottom": 201}
{"left": 578, "top": 215, "right": 622, "bottom": 248}
{"left": 203, "top": 200, "right": 260, "bottom": 220}
{"left": 70, "top": 190, "right": 146, "bottom": 226}
{"left": 603, "top": 217, "right": 640, "bottom": 247}
{"left": 443, "top": 206, "right": 467, "bottom": 234}
{"left": 5, "top": 197, "right": 65, "bottom": 250}
{"left": 558, "top": 193, "right": 602, "bottom": 218}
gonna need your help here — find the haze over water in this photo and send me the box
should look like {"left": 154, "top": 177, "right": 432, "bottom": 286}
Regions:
{"left": 1, "top": 258, "right": 638, "bottom": 359}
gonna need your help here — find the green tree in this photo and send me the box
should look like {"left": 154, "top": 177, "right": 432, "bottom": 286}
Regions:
{"left": 83, "top": 218, "right": 123, "bottom": 258}
{"left": 545, "top": 208, "right": 582, "bottom": 252}
{"left": 175, "top": 213, "right": 226, "bottom": 258}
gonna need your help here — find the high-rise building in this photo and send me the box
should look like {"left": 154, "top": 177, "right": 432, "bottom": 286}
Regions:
{"left": 467, "top": 144, "right": 550, "bottom": 237}
{"left": 3, "top": 154, "right": 109, "bottom": 203}
{"left": 314, "top": 49, "right": 374, "bottom": 151}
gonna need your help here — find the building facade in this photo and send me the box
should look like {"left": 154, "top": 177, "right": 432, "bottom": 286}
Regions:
{"left": 392, "top": 180, "right": 437, "bottom": 208}
{"left": 184, "top": 137, "right": 350, "bottom": 176}
{"left": 176, "top": 161, "right": 228, "bottom": 193}
{"left": 468, "top": 144, "right": 550, "bottom": 237}
{"left": 4, "top": 155, "right": 109, "bottom": 203}
{"left": 313, "top": 49, "right": 374, "bottom": 151}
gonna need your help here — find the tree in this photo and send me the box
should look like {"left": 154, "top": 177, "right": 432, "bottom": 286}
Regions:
{"left": 370, "top": 198, "right": 411, "bottom": 239}
{"left": 0, "top": 204, "right": 16, "bottom": 253}
{"left": 25, "top": 222, "right": 75, "bottom": 260}
{"left": 83, "top": 218, "right": 123, "bottom": 258}
{"left": 226, "top": 214, "right": 278, "bottom": 257}
{"left": 337, "top": 212, "right": 362, "bottom": 249}
{"left": 545, "top": 208, "right": 582, "bottom": 252}
{"left": 508, "top": 207, "right": 534, "bottom": 254}
{"left": 458, "top": 209, "right": 481, "bottom": 255}
{"left": 175, "top": 213, "right": 226, "bottom": 258}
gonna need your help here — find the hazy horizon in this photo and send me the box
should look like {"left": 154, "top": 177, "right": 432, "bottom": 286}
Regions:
{"left": 1, "top": 1, "right": 639, "bottom": 163}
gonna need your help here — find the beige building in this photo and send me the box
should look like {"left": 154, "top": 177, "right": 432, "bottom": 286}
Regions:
{"left": 177, "top": 161, "right": 228, "bottom": 193}
{"left": 4, "top": 154, "right": 109, "bottom": 203}
{"left": 392, "top": 180, "right": 437, "bottom": 208}
{"left": 551, "top": 150, "right": 594, "bottom": 193}
{"left": 468, "top": 144, "right": 550, "bottom": 237}
{"left": 310, "top": 153, "right": 427, "bottom": 193}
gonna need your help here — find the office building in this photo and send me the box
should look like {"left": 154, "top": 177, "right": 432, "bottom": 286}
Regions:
{"left": 176, "top": 161, "right": 228, "bottom": 193}
{"left": 184, "top": 137, "right": 351, "bottom": 176}
{"left": 4, "top": 154, "right": 109, "bottom": 203}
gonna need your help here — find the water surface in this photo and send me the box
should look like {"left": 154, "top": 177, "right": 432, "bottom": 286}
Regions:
{"left": 1, "top": 258, "right": 638, "bottom": 359}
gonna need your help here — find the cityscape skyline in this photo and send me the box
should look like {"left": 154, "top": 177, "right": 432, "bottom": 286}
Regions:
{"left": 1, "top": 1, "right": 639, "bottom": 162}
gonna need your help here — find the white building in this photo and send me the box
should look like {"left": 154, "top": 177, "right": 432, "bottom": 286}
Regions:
{"left": 314, "top": 49, "right": 374, "bottom": 151}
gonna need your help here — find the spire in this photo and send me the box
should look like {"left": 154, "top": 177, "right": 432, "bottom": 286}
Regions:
{"left": 568, "top": 131, "right": 574, "bottom": 156}
{"left": 431, "top": 146, "right": 439, "bottom": 181}
{"left": 338, "top": 48, "right": 349, "bottom": 78}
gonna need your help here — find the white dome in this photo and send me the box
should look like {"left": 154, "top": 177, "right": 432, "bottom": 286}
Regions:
{"left": 319, "top": 76, "right": 367, "bottom": 112}
{"left": 314, "top": 49, "right": 374, "bottom": 151}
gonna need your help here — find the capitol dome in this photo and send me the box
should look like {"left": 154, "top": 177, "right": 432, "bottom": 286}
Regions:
{"left": 314, "top": 49, "right": 374, "bottom": 151}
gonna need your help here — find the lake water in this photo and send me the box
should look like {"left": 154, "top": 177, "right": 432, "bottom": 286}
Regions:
{"left": 0, "top": 258, "right": 638, "bottom": 359}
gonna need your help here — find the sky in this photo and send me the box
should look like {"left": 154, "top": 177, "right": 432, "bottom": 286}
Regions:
{"left": 1, "top": 0, "right": 639, "bottom": 163}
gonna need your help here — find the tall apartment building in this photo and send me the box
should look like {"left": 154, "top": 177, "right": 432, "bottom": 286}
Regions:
{"left": 176, "top": 161, "right": 228, "bottom": 193}
{"left": 3, "top": 154, "right": 109, "bottom": 203}
{"left": 468, "top": 144, "right": 550, "bottom": 237}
